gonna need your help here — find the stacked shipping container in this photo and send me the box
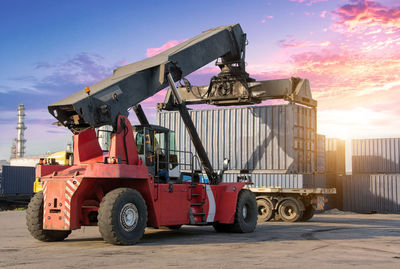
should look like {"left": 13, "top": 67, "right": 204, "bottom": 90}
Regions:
{"left": 352, "top": 138, "right": 400, "bottom": 173}
{"left": 341, "top": 138, "right": 400, "bottom": 213}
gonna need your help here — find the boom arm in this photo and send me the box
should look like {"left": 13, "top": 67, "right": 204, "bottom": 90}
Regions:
{"left": 48, "top": 24, "right": 247, "bottom": 133}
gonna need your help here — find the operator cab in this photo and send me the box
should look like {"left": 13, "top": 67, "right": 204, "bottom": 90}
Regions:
{"left": 133, "top": 125, "right": 179, "bottom": 182}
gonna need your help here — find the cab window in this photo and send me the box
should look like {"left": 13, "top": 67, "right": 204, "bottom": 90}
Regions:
{"left": 135, "top": 131, "right": 145, "bottom": 154}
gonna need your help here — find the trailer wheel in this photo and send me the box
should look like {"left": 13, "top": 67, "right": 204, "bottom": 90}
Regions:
{"left": 257, "top": 199, "right": 273, "bottom": 222}
{"left": 26, "top": 192, "right": 71, "bottom": 242}
{"left": 301, "top": 206, "right": 315, "bottom": 221}
{"left": 278, "top": 199, "right": 303, "bottom": 222}
{"left": 231, "top": 189, "right": 257, "bottom": 233}
{"left": 98, "top": 188, "right": 147, "bottom": 245}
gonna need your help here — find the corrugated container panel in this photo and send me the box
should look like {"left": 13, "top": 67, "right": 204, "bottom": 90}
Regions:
{"left": 0, "top": 166, "right": 35, "bottom": 195}
{"left": 352, "top": 138, "right": 400, "bottom": 173}
{"left": 325, "top": 138, "right": 345, "bottom": 174}
{"left": 222, "top": 173, "right": 308, "bottom": 188}
{"left": 342, "top": 174, "right": 400, "bottom": 213}
{"left": 157, "top": 104, "right": 316, "bottom": 173}
{"left": 317, "top": 134, "right": 326, "bottom": 173}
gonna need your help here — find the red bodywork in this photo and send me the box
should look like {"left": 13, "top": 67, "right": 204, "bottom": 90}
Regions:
{"left": 39, "top": 115, "right": 244, "bottom": 231}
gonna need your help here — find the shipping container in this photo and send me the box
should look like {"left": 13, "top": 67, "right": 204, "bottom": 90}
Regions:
{"left": 0, "top": 166, "right": 35, "bottom": 195}
{"left": 317, "top": 134, "right": 326, "bottom": 173}
{"left": 325, "top": 138, "right": 345, "bottom": 174}
{"left": 342, "top": 174, "right": 400, "bottom": 213}
{"left": 157, "top": 104, "right": 317, "bottom": 173}
{"left": 352, "top": 138, "right": 400, "bottom": 174}
{"left": 9, "top": 157, "right": 43, "bottom": 167}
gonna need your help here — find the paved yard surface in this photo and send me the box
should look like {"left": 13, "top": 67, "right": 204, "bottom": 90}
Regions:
{"left": 0, "top": 211, "right": 399, "bottom": 268}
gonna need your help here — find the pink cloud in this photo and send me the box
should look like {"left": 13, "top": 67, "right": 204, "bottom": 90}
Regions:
{"left": 250, "top": 43, "right": 400, "bottom": 138}
{"left": 277, "top": 35, "right": 331, "bottom": 49}
{"left": 332, "top": 0, "right": 400, "bottom": 31}
{"left": 146, "top": 39, "right": 187, "bottom": 57}
{"left": 277, "top": 35, "right": 310, "bottom": 48}
{"left": 261, "top": 16, "right": 273, "bottom": 23}
{"left": 320, "top": 10, "right": 328, "bottom": 18}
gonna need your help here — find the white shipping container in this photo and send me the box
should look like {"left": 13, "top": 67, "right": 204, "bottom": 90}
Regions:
{"left": 157, "top": 104, "right": 317, "bottom": 173}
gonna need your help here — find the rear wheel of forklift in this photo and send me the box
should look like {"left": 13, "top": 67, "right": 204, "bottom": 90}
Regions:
{"left": 256, "top": 199, "right": 273, "bottom": 222}
{"left": 278, "top": 199, "right": 303, "bottom": 222}
{"left": 98, "top": 188, "right": 147, "bottom": 245}
{"left": 26, "top": 192, "right": 71, "bottom": 242}
{"left": 231, "top": 189, "right": 257, "bottom": 233}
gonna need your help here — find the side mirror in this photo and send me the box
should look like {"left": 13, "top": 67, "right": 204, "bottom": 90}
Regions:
{"left": 223, "top": 158, "right": 230, "bottom": 170}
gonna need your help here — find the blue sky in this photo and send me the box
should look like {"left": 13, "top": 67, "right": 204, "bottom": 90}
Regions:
{"left": 1, "top": 0, "right": 399, "bottom": 160}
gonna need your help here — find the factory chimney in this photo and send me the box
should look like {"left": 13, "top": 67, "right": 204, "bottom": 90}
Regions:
{"left": 16, "top": 104, "right": 27, "bottom": 158}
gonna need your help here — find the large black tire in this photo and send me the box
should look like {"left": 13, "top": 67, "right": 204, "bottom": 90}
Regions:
{"left": 257, "top": 199, "right": 273, "bottom": 222}
{"left": 278, "top": 199, "right": 303, "bottom": 222}
{"left": 301, "top": 205, "right": 315, "bottom": 221}
{"left": 231, "top": 189, "right": 257, "bottom": 233}
{"left": 98, "top": 188, "right": 147, "bottom": 245}
{"left": 26, "top": 192, "right": 71, "bottom": 242}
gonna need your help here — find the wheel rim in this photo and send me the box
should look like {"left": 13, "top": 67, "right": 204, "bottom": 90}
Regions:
{"left": 120, "top": 203, "right": 138, "bottom": 232}
{"left": 282, "top": 204, "right": 297, "bottom": 220}
{"left": 242, "top": 204, "right": 248, "bottom": 219}
{"left": 258, "top": 205, "right": 267, "bottom": 217}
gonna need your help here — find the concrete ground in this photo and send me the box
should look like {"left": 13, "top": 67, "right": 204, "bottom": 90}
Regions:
{"left": 0, "top": 211, "right": 399, "bottom": 269}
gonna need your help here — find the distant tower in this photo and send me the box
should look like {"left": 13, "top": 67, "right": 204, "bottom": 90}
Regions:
{"left": 16, "top": 104, "right": 27, "bottom": 158}
{"left": 10, "top": 142, "right": 16, "bottom": 159}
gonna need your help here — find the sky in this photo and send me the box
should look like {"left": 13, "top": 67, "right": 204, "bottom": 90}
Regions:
{"left": 0, "top": 0, "right": 399, "bottom": 160}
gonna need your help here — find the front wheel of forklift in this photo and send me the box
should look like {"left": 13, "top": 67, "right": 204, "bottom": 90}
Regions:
{"left": 26, "top": 192, "right": 71, "bottom": 242}
{"left": 98, "top": 188, "right": 148, "bottom": 245}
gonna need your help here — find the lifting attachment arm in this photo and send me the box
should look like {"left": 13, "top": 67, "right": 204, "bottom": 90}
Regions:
{"left": 48, "top": 24, "right": 247, "bottom": 133}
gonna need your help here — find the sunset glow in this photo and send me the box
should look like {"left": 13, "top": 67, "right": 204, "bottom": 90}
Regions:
{"left": 0, "top": 0, "right": 399, "bottom": 159}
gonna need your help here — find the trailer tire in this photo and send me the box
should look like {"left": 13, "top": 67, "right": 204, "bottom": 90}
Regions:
{"left": 257, "top": 199, "right": 273, "bottom": 222}
{"left": 26, "top": 192, "right": 71, "bottom": 242}
{"left": 231, "top": 189, "right": 257, "bottom": 233}
{"left": 278, "top": 199, "right": 303, "bottom": 222}
{"left": 98, "top": 188, "right": 147, "bottom": 245}
{"left": 301, "top": 206, "right": 315, "bottom": 221}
